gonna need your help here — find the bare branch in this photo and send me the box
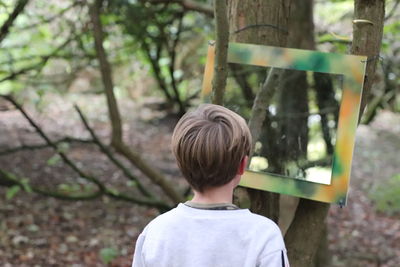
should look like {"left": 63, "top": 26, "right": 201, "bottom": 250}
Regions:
{"left": 74, "top": 104, "right": 155, "bottom": 199}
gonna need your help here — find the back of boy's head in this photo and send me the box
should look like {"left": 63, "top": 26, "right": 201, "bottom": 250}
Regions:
{"left": 172, "top": 104, "right": 252, "bottom": 193}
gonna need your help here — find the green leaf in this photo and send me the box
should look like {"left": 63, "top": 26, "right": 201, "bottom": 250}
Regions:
{"left": 126, "top": 180, "right": 137, "bottom": 187}
{"left": 6, "top": 185, "right": 20, "bottom": 200}
{"left": 20, "top": 178, "right": 32, "bottom": 193}
{"left": 100, "top": 247, "right": 118, "bottom": 264}
{"left": 47, "top": 154, "right": 61, "bottom": 166}
{"left": 57, "top": 142, "right": 70, "bottom": 153}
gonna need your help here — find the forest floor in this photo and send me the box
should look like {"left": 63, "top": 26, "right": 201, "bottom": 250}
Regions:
{"left": 0, "top": 94, "right": 399, "bottom": 267}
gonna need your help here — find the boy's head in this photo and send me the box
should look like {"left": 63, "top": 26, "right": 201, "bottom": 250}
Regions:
{"left": 172, "top": 104, "right": 252, "bottom": 193}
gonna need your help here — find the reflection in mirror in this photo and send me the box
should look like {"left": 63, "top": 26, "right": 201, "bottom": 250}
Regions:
{"left": 225, "top": 63, "right": 342, "bottom": 185}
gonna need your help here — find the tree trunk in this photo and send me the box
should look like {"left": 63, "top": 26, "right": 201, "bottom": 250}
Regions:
{"left": 285, "top": 1, "right": 385, "bottom": 266}
{"left": 227, "top": 0, "right": 291, "bottom": 223}
{"left": 351, "top": 0, "right": 385, "bottom": 121}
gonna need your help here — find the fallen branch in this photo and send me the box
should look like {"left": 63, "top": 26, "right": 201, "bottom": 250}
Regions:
{"left": 0, "top": 169, "right": 171, "bottom": 210}
{"left": 0, "top": 169, "right": 102, "bottom": 201}
{"left": 0, "top": 137, "right": 93, "bottom": 156}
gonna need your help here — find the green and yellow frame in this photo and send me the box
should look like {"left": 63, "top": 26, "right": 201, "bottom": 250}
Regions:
{"left": 202, "top": 42, "right": 367, "bottom": 205}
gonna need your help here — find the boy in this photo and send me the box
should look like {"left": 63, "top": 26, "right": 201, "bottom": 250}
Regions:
{"left": 132, "top": 104, "right": 289, "bottom": 267}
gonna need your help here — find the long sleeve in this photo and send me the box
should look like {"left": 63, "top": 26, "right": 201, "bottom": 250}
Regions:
{"left": 132, "top": 232, "right": 146, "bottom": 267}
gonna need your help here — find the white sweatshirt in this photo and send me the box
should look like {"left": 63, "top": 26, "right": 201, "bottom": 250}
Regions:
{"left": 132, "top": 203, "right": 289, "bottom": 267}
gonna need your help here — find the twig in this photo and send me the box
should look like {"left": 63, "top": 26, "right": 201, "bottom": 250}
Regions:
{"left": 74, "top": 104, "right": 155, "bottom": 199}
{"left": 385, "top": 0, "right": 400, "bottom": 21}
{"left": 167, "top": 12, "right": 186, "bottom": 115}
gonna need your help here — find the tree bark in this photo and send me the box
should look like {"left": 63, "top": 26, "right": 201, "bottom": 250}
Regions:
{"left": 351, "top": 0, "right": 385, "bottom": 121}
{"left": 89, "top": 0, "right": 123, "bottom": 147}
{"left": 212, "top": 0, "right": 229, "bottom": 105}
{"left": 285, "top": 1, "right": 385, "bottom": 266}
{"left": 227, "top": 0, "right": 291, "bottom": 222}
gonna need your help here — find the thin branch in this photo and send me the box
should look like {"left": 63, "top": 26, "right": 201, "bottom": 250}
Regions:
{"left": 0, "top": 95, "right": 105, "bottom": 191}
{"left": 211, "top": 0, "right": 229, "bottom": 105}
{"left": 0, "top": 0, "right": 29, "bottom": 44}
{"left": 0, "top": 137, "right": 94, "bottom": 156}
{"left": 385, "top": 0, "right": 400, "bottom": 21}
{"left": 167, "top": 12, "right": 186, "bottom": 115}
{"left": 74, "top": 104, "right": 155, "bottom": 199}
{"left": 113, "top": 143, "right": 185, "bottom": 204}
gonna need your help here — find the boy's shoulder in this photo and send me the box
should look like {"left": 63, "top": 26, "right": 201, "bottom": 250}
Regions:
{"left": 145, "top": 203, "right": 280, "bottom": 232}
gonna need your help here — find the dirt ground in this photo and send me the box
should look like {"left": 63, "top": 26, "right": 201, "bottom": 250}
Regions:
{"left": 0, "top": 94, "right": 399, "bottom": 266}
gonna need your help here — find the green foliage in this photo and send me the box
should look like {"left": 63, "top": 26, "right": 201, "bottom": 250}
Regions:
{"left": 369, "top": 174, "right": 400, "bottom": 215}
{"left": 20, "top": 178, "right": 32, "bottom": 193}
{"left": 47, "top": 154, "right": 61, "bottom": 166}
{"left": 6, "top": 185, "right": 20, "bottom": 200}
{"left": 100, "top": 247, "right": 119, "bottom": 264}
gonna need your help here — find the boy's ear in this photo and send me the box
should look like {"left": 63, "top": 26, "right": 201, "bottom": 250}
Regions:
{"left": 237, "top": 156, "right": 248, "bottom": 175}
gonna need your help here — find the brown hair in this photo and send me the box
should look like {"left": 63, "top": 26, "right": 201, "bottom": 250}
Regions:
{"left": 171, "top": 104, "right": 252, "bottom": 192}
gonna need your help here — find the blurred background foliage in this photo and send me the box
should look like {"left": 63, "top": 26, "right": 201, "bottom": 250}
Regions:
{"left": 0, "top": 0, "right": 398, "bottom": 118}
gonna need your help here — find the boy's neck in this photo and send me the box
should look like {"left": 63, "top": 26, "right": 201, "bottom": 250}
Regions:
{"left": 191, "top": 181, "right": 236, "bottom": 204}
